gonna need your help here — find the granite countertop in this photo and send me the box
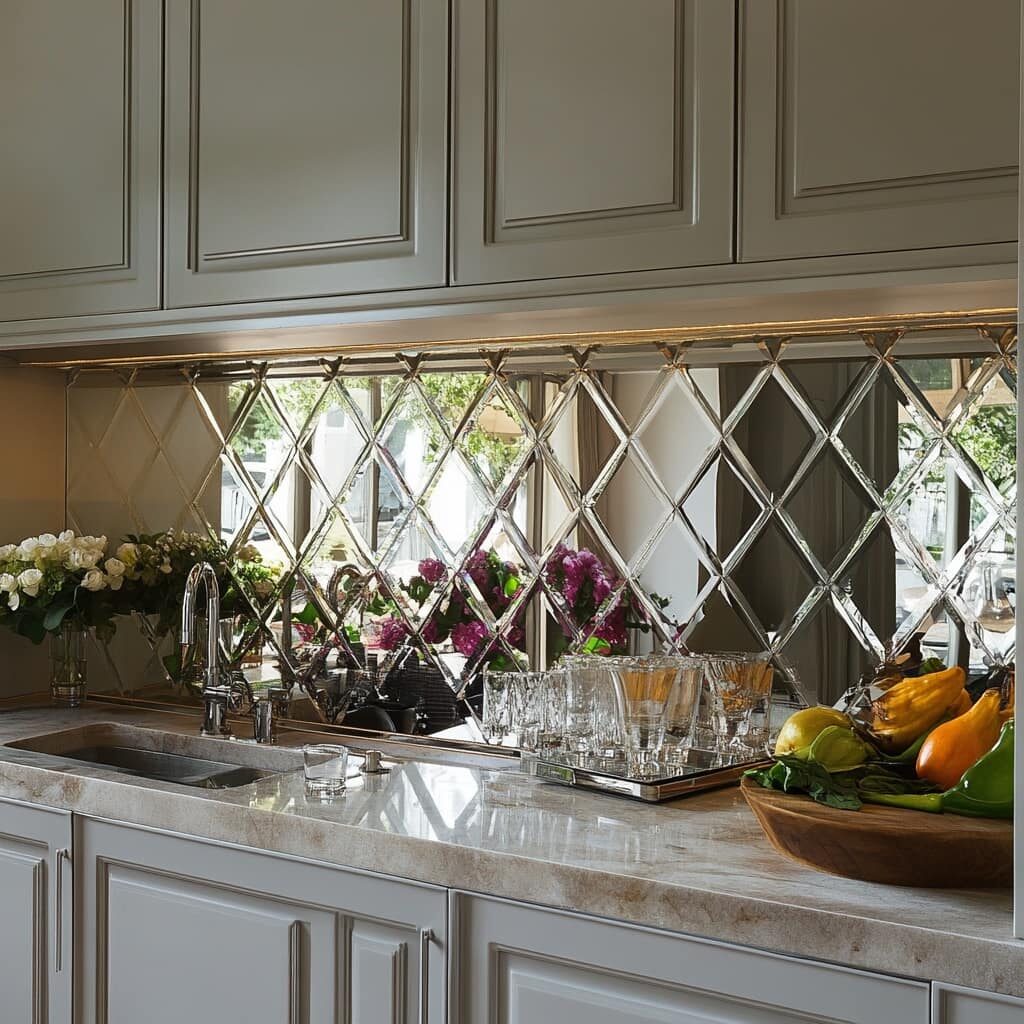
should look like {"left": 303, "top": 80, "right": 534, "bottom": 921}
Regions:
{"left": 0, "top": 701, "right": 1020, "bottom": 998}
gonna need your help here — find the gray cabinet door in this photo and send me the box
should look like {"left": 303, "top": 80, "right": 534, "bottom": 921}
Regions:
{"left": 933, "top": 983, "right": 1024, "bottom": 1023}
{"left": 451, "top": 0, "right": 734, "bottom": 285}
{"left": 0, "top": 798, "right": 72, "bottom": 1024}
{"left": 456, "top": 893, "right": 930, "bottom": 1024}
{"left": 76, "top": 818, "right": 446, "bottom": 1024}
{"left": 0, "top": 0, "right": 162, "bottom": 322}
{"left": 739, "top": 0, "right": 1019, "bottom": 262}
{"left": 165, "top": 0, "right": 448, "bottom": 308}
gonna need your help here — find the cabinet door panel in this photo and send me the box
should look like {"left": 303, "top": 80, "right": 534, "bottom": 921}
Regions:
{"left": 934, "top": 983, "right": 1024, "bottom": 1024}
{"left": 103, "top": 866, "right": 324, "bottom": 1024}
{"left": 452, "top": 0, "right": 734, "bottom": 284}
{"left": 165, "top": 0, "right": 448, "bottom": 307}
{"left": 739, "top": 0, "right": 1019, "bottom": 261}
{"left": 78, "top": 818, "right": 446, "bottom": 1024}
{"left": 0, "top": 799, "right": 72, "bottom": 1024}
{"left": 0, "top": 0, "right": 161, "bottom": 320}
{"left": 457, "top": 894, "right": 930, "bottom": 1024}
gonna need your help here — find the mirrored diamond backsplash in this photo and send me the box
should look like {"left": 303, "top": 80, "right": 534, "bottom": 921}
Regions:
{"left": 66, "top": 323, "right": 1017, "bottom": 714}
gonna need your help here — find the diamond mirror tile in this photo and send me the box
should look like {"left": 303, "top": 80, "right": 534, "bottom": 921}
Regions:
{"left": 66, "top": 325, "right": 1017, "bottom": 706}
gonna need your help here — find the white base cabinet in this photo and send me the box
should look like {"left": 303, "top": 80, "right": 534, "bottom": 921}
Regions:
{"left": 453, "top": 893, "right": 930, "bottom": 1024}
{"left": 1, "top": 802, "right": 1020, "bottom": 1024}
{"left": 75, "top": 818, "right": 447, "bottom": 1024}
{"left": 0, "top": 798, "right": 72, "bottom": 1024}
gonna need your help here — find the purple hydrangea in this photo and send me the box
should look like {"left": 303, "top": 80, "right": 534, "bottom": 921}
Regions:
{"left": 378, "top": 616, "right": 410, "bottom": 651}
{"left": 451, "top": 620, "right": 489, "bottom": 658}
{"left": 417, "top": 558, "right": 446, "bottom": 584}
{"left": 561, "top": 548, "right": 613, "bottom": 608}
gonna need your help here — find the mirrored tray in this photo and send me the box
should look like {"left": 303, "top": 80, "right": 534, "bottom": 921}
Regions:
{"left": 520, "top": 748, "right": 770, "bottom": 802}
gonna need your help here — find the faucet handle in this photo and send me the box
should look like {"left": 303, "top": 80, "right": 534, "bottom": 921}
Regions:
{"left": 200, "top": 686, "right": 233, "bottom": 738}
{"left": 252, "top": 686, "right": 290, "bottom": 744}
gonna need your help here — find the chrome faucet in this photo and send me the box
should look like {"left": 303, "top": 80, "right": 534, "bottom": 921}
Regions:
{"left": 181, "top": 562, "right": 231, "bottom": 737}
{"left": 181, "top": 561, "right": 286, "bottom": 743}
{"left": 326, "top": 562, "right": 367, "bottom": 616}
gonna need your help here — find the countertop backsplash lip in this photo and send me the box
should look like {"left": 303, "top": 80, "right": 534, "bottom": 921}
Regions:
{"left": 0, "top": 703, "right": 1021, "bottom": 999}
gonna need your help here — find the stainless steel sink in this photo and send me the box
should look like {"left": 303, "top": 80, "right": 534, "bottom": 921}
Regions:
{"left": 7, "top": 722, "right": 304, "bottom": 790}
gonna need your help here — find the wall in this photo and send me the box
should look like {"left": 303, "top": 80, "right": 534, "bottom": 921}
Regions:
{"left": 0, "top": 367, "right": 66, "bottom": 697}
{"left": 58, "top": 325, "right": 1017, "bottom": 707}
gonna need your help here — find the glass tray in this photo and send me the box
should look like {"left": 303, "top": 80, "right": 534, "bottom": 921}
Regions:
{"left": 519, "top": 748, "right": 770, "bottom": 802}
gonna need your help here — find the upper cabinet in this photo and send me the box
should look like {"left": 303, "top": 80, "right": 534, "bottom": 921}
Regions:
{"left": 738, "top": 0, "right": 1020, "bottom": 262}
{"left": 0, "top": 0, "right": 162, "bottom": 322}
{"left": 450, "top": 0, "right": 735, "bottom": 285}
{"left": 163, "top": 0, "right": 449, "bottom": 308}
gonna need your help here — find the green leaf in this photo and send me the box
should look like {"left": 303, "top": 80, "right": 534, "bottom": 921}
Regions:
{"left": 42, "top": 601, "right": 75, "bottom": 633}
{"left": 295, "top": 602, "right": 320, "bottom": 626}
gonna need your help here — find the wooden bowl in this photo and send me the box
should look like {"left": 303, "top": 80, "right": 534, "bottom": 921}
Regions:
{"left": 740, "top": 777, "right": 1012, "bottom": 888}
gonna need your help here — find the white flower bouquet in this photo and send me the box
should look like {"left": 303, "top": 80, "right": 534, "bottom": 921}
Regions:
{"left": 0, "top": 531, "right": 122, "bottom": 643}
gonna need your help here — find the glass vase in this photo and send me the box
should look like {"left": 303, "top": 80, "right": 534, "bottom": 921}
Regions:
{"left": 50, "top": 622, "right": 87, "bottom": 707}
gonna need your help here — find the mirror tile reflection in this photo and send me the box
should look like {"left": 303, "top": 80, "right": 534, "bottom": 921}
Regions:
{"left": 66, "top": 325, "right": 1016, "bottom": 733}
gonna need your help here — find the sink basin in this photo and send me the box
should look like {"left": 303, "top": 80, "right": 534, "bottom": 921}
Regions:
{"left": 7, "top": 722, "right": 304, "bottom": 790}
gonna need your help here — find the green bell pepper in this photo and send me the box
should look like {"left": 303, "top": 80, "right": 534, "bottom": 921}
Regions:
{"left": 862, "top": 720, "right": 1014, "bottom": 819}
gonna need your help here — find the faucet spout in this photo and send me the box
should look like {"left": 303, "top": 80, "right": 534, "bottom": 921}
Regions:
{"left": 180, "top": 561, "right": 221, "bottom": 695}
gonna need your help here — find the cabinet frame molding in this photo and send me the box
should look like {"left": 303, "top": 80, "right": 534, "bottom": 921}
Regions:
{"left": 164, "top": 0, "right": 449, "bottom": 308}
{"left": 738, "top": 0, "right": 1020, "bottom": 262}
{"left": 0, "top": 0, "right": 162, "bottom": 321}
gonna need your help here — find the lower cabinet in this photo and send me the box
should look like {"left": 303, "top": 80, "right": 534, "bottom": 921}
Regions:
{"left": 934, "top": 983, "right": 1024, "bottom": 1023}
{"left": 0, "top": 797, "right": 72, "bottom": 1024}
{"left": 454, "top": 893, "right": 930, "bottom": 1024}
{"left": 75, "top": 818, "right": 447, "bottom": 1024}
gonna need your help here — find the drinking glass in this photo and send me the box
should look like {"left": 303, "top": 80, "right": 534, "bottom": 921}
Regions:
{"left": 608, "top": 657, "right": 682, "bottom": 776}
{"left": 703, "top": 653, "right": 773, "bottom": 758}
{"left": 513, "top": 670, "right": 567, "bottom": 755}
{"left": 482, "top": 671, "right": 517, "bottom": 745}
{"left": 661, "top": 655, "right": 706, "bottom": 768}
{"left": 559, "top": 655, "right": 605, "bottom": 761}
{"left": 303, "top": 743, "right": 349, "bottom": 798}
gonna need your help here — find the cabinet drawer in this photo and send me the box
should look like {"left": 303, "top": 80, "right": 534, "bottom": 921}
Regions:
{"left": 456, "top": 893, "right": 929, "bottom": 1024}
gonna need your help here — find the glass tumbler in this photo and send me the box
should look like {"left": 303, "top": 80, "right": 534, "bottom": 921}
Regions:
{"left": 661, "top": 655, "right": 706, "bottom": 768}
{"left": 609, "top": 657, "right": 682, "bottom": 776}
{"left": 482, "top": 671, "right": 517, "bottom": 745}
{"left": 303, "top": 743, "right": 350, "bottom": 798}
{"left": 513, "top": 670, "right": 567, "bottom": 755}
{"left": 703, "top": 653, "right": 773, "bottom": 758}
{"left": 559, "top": 655, "right": 605, "bottom": 761}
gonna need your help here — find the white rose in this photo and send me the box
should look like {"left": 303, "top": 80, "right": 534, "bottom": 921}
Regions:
{"left": 0, "top": 574, "right": 17, "bottom": 594}
{"left": 104, "top": 558, "right": 126, "bottom": 578}
{"left": 37, "top": 533, "right": 57, "bottom": 549}
{"left": 79, "top": 549, "right": 101, "bottom": 570}
{"left": 17, "top": 568, "right": 42, "bottom": 598}
{"left": 58, "top": 530, "right": 74, "bottom": 545}
{"left": 115, "top": 543, "right": 139, "bottom": 568}
{"left": 15, "top": 537, "right": 40, "bottom": 560}
{"left": 80, "top": 569, "right": 106, "bottom": 592}
{"left": 0, "top": 545, "right": 15, "bottom": 560}
{"left": 7, "top": 592, "right": 18, "bottom": 611}
{"left": 105, "top": 573, "right": 124, "bottom": 591}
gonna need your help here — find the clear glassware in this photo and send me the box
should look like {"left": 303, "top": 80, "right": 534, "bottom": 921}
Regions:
{"left": 608, "top": 657, "right": 682, "bottom": 777}
{"left": 513, "top": 670, "right": 567, "bottom": 755}
{"left": 303, "top": 743, "right": 350, "bottom": 798}
{"left": 660, "top": 655, "right": 706, "bottom": 768}
{"left": 482, "top": 671, "right": 517, "bottom": 745}
{"left": 559, "top": 655, "right": 606, "bottom": 761}
{"left": 703, "top": 652, "right": 773, "bottom": 758}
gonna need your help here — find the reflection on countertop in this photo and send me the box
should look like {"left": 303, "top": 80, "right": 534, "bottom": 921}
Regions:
{"left": 0, "top": 700, "right": 1020, "bottom": 998}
